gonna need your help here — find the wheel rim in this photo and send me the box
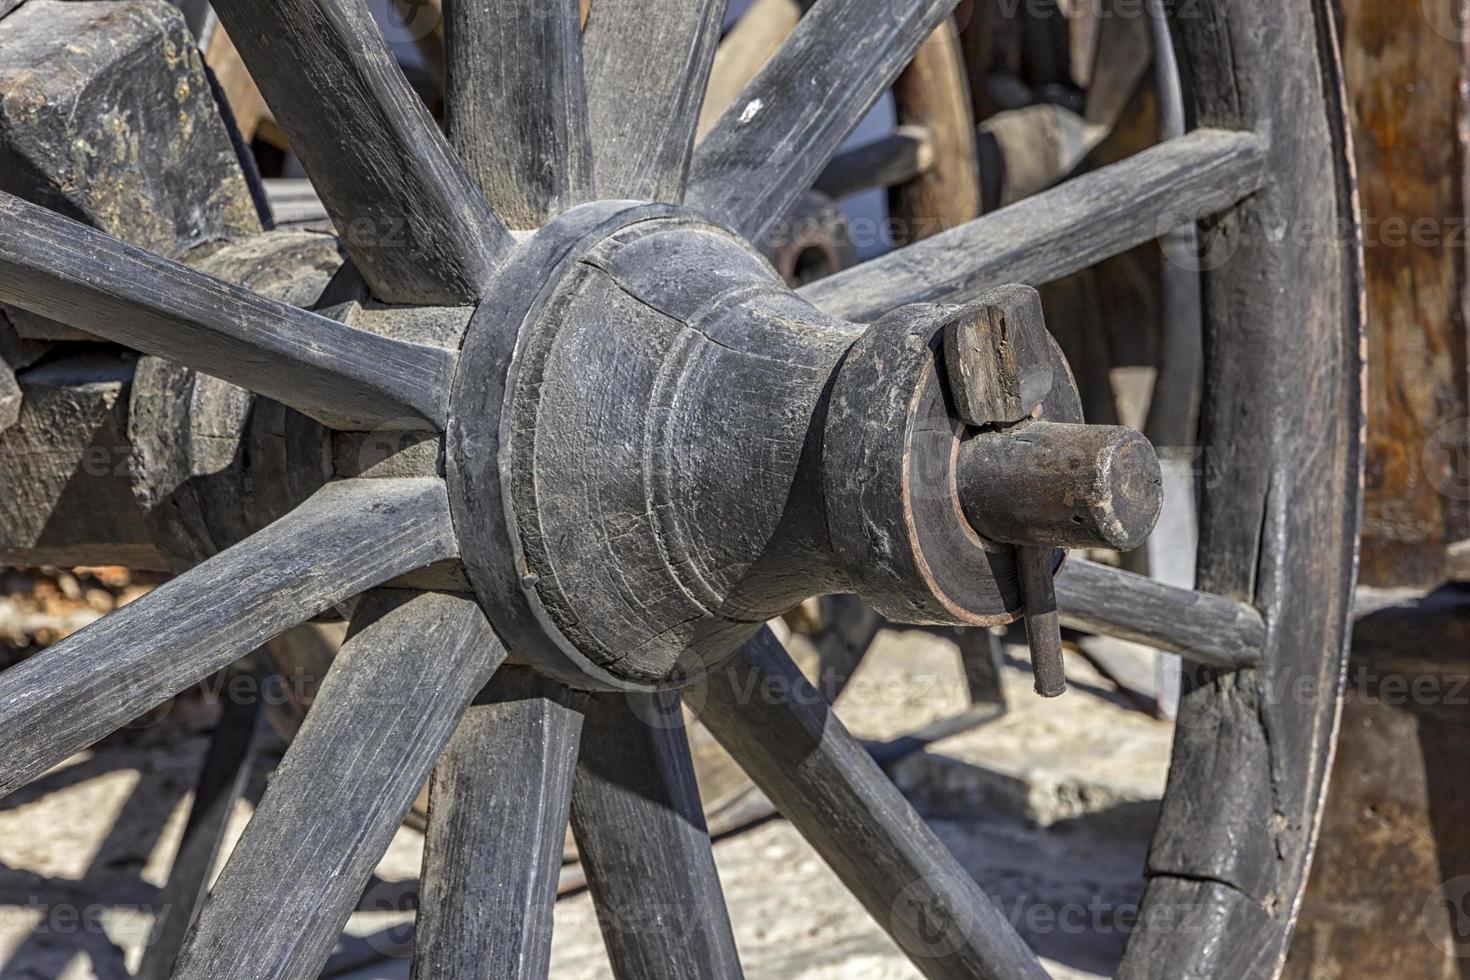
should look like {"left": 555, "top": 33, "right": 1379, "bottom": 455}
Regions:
{"left": 0, "top": 0, "right": 1361, "bottom": 977}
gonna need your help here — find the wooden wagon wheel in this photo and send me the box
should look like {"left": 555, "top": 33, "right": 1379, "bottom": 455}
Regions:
{"left": 0, "top": 0, "right": 1361, "bottom": 976}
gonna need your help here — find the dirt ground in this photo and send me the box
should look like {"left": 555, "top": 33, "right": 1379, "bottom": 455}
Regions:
{"left": 0, "top": 586, "right": 1171, "bottom": 979}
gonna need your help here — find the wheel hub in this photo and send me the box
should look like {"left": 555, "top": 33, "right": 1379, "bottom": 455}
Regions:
{"left": 447, "top": 202, "right": 1162, "bottom": 690}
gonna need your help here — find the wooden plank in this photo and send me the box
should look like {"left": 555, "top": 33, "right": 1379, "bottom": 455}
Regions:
{"left": 701, "top": 628, "right": 1047, "bottom": 980}
{"left": 800, "top": 128, "right": 1266, "bottom": 322}
{"left": 445, "top": 0, "right": 593, "bottom": 228}
{"left": 1055, "top": 558, "right": 1264, "bottom": 669}
{"left": 584, "top": 0, "right": 728, "bottom": 202}
{"left": 0, "top": 194, "right": 454, "bottom": 430}
{"left": 412, "top": 667, "right": 585, "bottom": 980}
{"left": 1338, "top": 0, "right": 1470, "bottom": 587}
{"left": 1283, "top": 591, "right": 1470, "bottom": 979}
{"left": 570, "top": 692, "right": 743, "bottom": 979}
{"left": 687, "top": 0, "right": 961, "bottom": 242}
{"left": 0, "top": 478, "right": 457, "bottom": 799}
{"left": 173, "top": 591, "right": 503, "bottom": 980}
{"left": 136, "top": 669, "right": 265, "bottom": 980}
{"left": 210, "top": 0, "right": 512, "bottom": 303}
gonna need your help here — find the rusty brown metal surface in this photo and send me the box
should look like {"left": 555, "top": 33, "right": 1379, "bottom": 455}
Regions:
{"left": 1341, "top": 0, "right": 1470, "bottom": 588}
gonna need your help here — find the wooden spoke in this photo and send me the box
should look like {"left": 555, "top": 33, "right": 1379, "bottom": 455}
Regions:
{"left": 173, "top": 590, "right": 502, "bottom": 980}
{"left": 136, "top": 668, "right": 265, "bottom": 980}
{"left": 209, "top": 0, "right": 511, "bottom": 304}
{"left": 701, "top": 629, "right": 1047, "bottom": 980}
{"left": 801, "top": 128, "right": 1266, "bottom": 321}
{"left": 0, "top": 479, "right": 457, "bottom": 799}
{"left": 446, "top": 0, "right": 594, "bottom": 228}
{"left": 697, "top": 0, "right": 803, "bottom": 138}
{"left": 810, "top": 594, "right": 886, "bottom": 702}
{"left": 583, "top": 0, "right": 728, "bottom": 202}
{"left": 0, "top": 194, "right": 453, "bottom": 430}
{"left": 815, "top": 127, "right": 932, "bottom": 200}
{"left": 687, "top": 0, "right": 960, "bottom": 241}
{"left": 413, "top": 668, "right": 585, "bottom": 980}
{"left": 1055, "top": 558, "right": 1265, "bottom": 669}
{"left": 570, "top": 692, "right": 743, "bottom": 979}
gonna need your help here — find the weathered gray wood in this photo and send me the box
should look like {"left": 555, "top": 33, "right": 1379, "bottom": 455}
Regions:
{"left": 0, "top": 1, "right": 260, "bottom": 258}
{"left": 702, "top": 628, "right": 1048, "bottom": 980}
{"left": 210, "top": 0, "right": 512, "bottom": 303}
{"left": 174, "top": 590, "right": 503, "bottom": 980}
{"left": 1116, "top": 0, "right": 1364, "bottom": 968}
{"left": 697, "top": 0, "right": 805, "bottom": 137}
{"left": 1055, "top": 558, "right": 1265, "bottom": 668}
{"left": 0, "top": 354, "right": 16, "bottom": 431}
{"left": 412, "top": 667, "right": 585, "bottom": 980}
{"left": 801, "top": 128, "right": 1266, "bottom": 321}
{"left": 815, "top": 127, "right": 931, "bottom": 201}
{"left": 0, "top": 193, "right": 454, "bottom": 430}
{"left": 687, "top": 0, "right": 960, "bottom": 241}
{"left": 136, "top": 668, "right": 265, "bottom": 980}
{"left": 446, "top": 0, "right": 593, "bottom": 228}
{"left": 583, "top": 0, "right": 728, "bottom": 203}
{"left": 0, "top": 478, "right": 457, "bottom": 799}
{"left": 942, "top": 284, "right": 1053, "bottom": 427}
{"left": 570, "top": 693, "right": 743, "bottom": 979}
{"left": 0, "top": 354, "right": 168, "bottom": 569}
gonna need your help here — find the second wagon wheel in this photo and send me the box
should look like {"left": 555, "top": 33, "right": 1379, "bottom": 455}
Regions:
{"left": 0, "top": 0, "right": 1361, "bottom": 977}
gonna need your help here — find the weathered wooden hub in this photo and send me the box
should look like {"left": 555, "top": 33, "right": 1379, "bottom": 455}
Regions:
{"left": 446, "top": 201, "right": 1160, "bottom": 689}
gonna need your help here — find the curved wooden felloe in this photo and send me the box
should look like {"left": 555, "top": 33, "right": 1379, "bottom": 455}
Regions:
{"left": 1116, "top": 0, "right": 1365, "bottom": 974}
{"left": 888, "top": 17, "right": 981, "bottom": 243}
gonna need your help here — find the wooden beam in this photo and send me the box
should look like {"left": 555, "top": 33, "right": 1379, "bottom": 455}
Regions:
{"left": 570, "top": 692, "right": 743, "bottom": 978}
{"left": 412, "top": 668, "right": 585, "bottom": 980}
{"left": 814, "top": 127, "right": 932, "bottom": 200}
{"left": 698, "top": 0, "right": 802, "bottom": 137}
{"left": 445, "top": 0, "right": 593, "bottom": 227}
{"left": 1055, "top": 558, "right": 1265, "bottom": 669}
{"left": 702, "top": 628, "right": 1048, "bottom": 980}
